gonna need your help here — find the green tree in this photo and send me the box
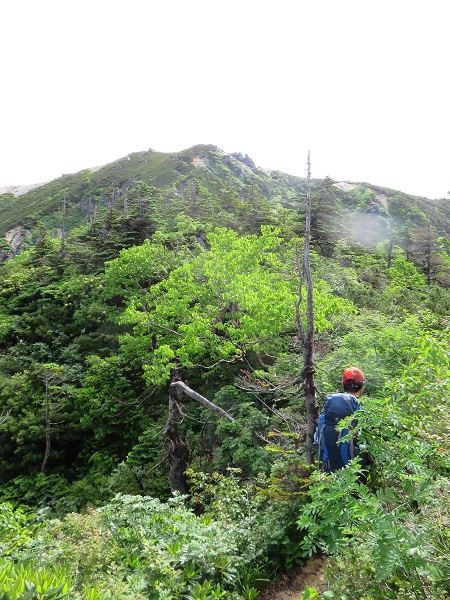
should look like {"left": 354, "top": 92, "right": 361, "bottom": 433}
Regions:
{"left": 308, "top": 176, "right": 345, "bottom": 256}
{"left": 410, "top": 224, "right": 450, "bottom": 285}
{"left": 127, "top": 181, "right": 158, "bottom": 218}
{"left": 118, "top": 228, "right": 299, "bottom": 386}
{"left": 0, "top": 237, "right": 12, "bottom": 262}
{"left": 112, "top": 228, "right": 355, "bottom": 387}
{"left": 0, "top": 364, "right": 77, "bottom": 481}
{"left": 107, "top": 227, "right": 354, "bottom": 491}
{"left": 39, "top": 363, "right": 66, "bottom": 473}
{"left": 383, "top": 255, "right": 427, "bottom": 311}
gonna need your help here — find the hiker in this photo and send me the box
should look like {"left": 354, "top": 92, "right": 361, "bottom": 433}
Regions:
{"left": 315, "top": 367, "right": 366, "bottom": 473}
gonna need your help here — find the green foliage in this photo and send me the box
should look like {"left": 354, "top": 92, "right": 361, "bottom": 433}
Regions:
{"left": 118, "top": 227, "right": 290, "bottom": 383}
{"left": 0, "top": 559, "right": 72, "bottom": 599}
{"left": 1, "top": 144, "right": 450, "bottom": 598}
{"left": 0, "top": 475, "right": 71, "bottom": 511}
{"left": 0, "top": 360, "right": 79, "bottom": 483}
{"left": 301, "top": 587, "right": 321, "bottom": 600}
{"left": 296, "top": 333, "right": 450, "bottom": 599}
{"left": 117, "top": 228, "right": 355, "bottom": 387}
{"left": 0, "top": 314, "right": 15, "bottom": 342}
{"left": 105, "top": 460, "right": 169, "bottom": 500}
{"left": 383, "top": 255, "right": 427, "bottom": 310}
{"left": 317, "top": 310, "right": 429, "bottom": 394}
{"left": 0, "top": 504, "right": 40, "bottom": 558}
{"left": 102, "top": 240, "right": 187, "bottom": 299}
{"left": 212, "top": 400, "right": 271, "bottom": 476}
{"left": 1, "top": 482, "right": 298, "bottom": 599}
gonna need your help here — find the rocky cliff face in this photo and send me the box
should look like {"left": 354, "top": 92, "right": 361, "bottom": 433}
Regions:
{"left": 5, "top": 226, "right": 31, "bottom": 256}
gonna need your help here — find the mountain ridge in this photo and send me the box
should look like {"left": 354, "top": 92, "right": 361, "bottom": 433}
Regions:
{"left": 1, "top": 144, "right": 449, "bottom": 249}
{"left": 1, "top": 144, "right": 441, "bottom": 200}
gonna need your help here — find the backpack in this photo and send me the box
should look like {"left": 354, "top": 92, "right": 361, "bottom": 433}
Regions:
{"left": 314, "top": 393, "right": 361, "bottom": 473}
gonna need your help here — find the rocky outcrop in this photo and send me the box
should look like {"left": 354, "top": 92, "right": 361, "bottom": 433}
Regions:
{"left": 5, "top": 226, "right": 32, "bottom": 256}
{"left": 231, "top": 152, "right": 256, "bottom": 169}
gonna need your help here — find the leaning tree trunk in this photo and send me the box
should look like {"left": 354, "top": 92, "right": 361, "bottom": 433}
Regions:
{"left": 163, "top": 369, "right": 190, "bottom": 494}
{"left": 303, "top": 151, "right": 319, "bottom": 463}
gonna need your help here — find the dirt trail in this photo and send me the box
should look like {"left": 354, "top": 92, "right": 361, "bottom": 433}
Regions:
{"left": 258, "top": 556, "right": 328, "bottom": 599}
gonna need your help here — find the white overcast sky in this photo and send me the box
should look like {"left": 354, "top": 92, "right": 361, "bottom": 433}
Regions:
{"left": 1, "top": 0, "right": 448, "bottom": 199}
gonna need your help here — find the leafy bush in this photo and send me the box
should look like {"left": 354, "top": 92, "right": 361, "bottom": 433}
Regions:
{"left": 2, "top": 472, "right": 304, "bottom": 599}
{"left": 0, "top": 504, "right": 40, "bottom": 558}
{"left": 0, "top": 560, "right": 72, "bottom": 600}
{"left": 296, "top": 336, "right": 450, "bottom": 599}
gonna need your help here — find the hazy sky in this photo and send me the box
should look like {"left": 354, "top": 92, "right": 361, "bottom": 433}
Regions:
{"left": 1, "top": 1, "right": 448, "bottom": 198}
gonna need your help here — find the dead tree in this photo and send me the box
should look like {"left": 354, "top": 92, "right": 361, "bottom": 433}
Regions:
{"left": 163, "top": 370, "right": 191, "bottom": 494}
{"left": 163, "top": 377, "right": 240, "bottom": 494}
{"left": 301, "top": 151, "right": 319, "bottom": 463}
{"left": 60, "top": 194, "right": 67, "bottom": 257}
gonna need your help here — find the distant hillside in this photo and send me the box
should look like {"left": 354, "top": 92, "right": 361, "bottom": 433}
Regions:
{"left": 1, "top": 145, "right": 449, "bottom": 250}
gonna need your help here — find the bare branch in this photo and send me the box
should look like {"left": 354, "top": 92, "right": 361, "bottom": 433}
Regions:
{"left": 253, "top": 430, "right": 270, "bottom": 444}
{"left": 170, "top": 381, "right": 236, "bottom": 423}
{"left": 234, "top": 370, "right": 287, "bottom": 394}
{"left": 146, "top": 455, "right": 168, "bottom": 473}
{"left": 0, "top": 409, "right": 11, "bottom": 426}
{"left": 139, "top": 303, "right": 184, "bottom": 337}
{"left": 189, "top": 356, "right": 244, "bottom": 370}
{"left": 106, "top": 386, "right": 158, "bottom": 407}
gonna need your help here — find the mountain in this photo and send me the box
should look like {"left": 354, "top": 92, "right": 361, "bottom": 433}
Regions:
{"left": 1, "top": 146, "right": 449, "bottom": 599}
{"left": 1, "top": 144, "right": 449, "bottom": 255}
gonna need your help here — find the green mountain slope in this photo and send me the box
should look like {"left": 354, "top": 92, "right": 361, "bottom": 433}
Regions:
{"left": 1, "top": 144, "right": 449, "bottom": 243}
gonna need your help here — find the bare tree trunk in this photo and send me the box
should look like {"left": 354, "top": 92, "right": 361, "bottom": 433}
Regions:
{"left": 106, "top": 188, "right": 119, "bottom": 226}
{"left": 425, "top": 223, "right": 432, "bottom": 285}
{"left": 163, "top": 370, "right": 190, "bottom": 494}
{"left": 88, "top": 195, "right": 98, "bottom": 232}
{"left": 294, "top": 243, "right": 305, "bottom": 347}
{"left": 302, "top": 151, "right": 319, "bottom": 464}
{"left": 41, "top": 377, "right": 51, "bottom": 473}
{"left": 386, "top": 238, "right": 394, "bottom": 269}
{"left": 60, "top": 194, "right": 67, "bottom": 257}
{"left": 123, "top": 190, "right": 128, "bottom": 219}
{"left": 39, "top": 365, "right": 66, "bottom": 474}
{"left": 121, "top": 177, "right": 138, "bottom": 218}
